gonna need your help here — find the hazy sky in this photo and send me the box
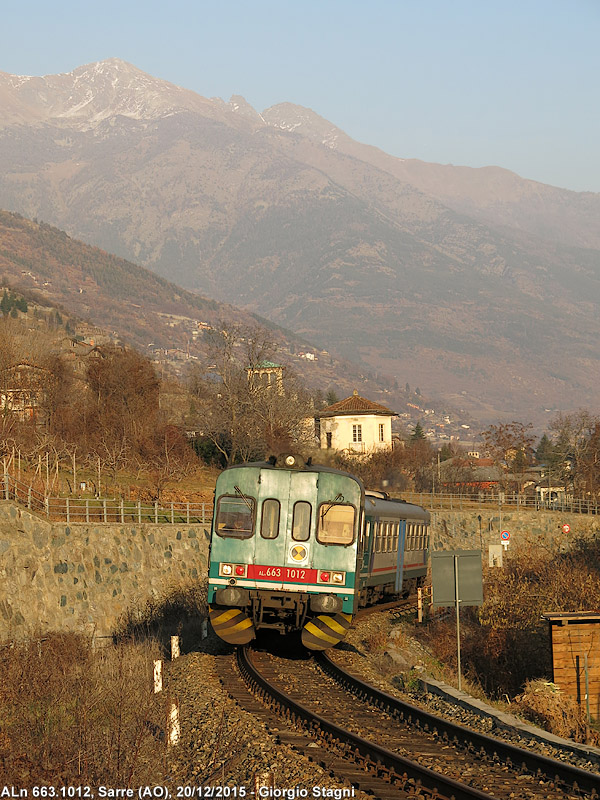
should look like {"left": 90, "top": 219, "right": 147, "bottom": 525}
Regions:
{"left": 3, "top": 0, "right": 599, "bottom": 192}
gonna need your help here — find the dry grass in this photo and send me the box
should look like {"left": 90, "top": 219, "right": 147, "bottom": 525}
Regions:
{"left": 412, "top": 537, "right": 600, "bottom": 702}
{"left": 0, "top": 633, "right": 169, "bottom": 786}
{"left": 513, "top": 679, "right": 600, "bottom": 745}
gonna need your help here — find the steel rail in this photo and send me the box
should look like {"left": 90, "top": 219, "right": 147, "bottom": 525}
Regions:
{"left": 318, "top": 651, "right": 600, "bottom": 798}
{"left": 237, "top": 645, "right": 499, "bottom": 800}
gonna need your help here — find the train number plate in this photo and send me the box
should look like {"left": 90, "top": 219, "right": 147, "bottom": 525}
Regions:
{"left": 248, "top": 564, "right": 318, "bottom": 583}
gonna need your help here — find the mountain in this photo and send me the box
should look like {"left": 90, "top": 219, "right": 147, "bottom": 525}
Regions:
{"left": 263, "top": 102, "right": 600, "bottom": 251}
{"left": 0, "top": 59, "right": 599, "bottom": 424}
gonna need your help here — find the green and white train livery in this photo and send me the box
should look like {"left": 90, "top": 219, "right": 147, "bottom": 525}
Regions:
{"left": 208, "top": 454, "right": 430, "bottom": 650}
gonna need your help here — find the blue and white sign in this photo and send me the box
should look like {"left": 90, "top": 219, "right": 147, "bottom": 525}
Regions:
{"left": 500, "top": 530, "right": 511, "bottom": 541}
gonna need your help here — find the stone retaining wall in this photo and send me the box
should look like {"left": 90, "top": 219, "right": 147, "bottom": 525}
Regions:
{"left": 0, "top": 501, "right": 210, "bottom": 640}
{"left": 430, "top": 506, "right": 600, "bottom": 552}
{"left": 1, "top": 498, "right": 597, "bottom": 641}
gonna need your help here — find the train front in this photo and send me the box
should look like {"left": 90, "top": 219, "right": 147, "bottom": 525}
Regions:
{"left": 208, "top": 455, "right": 362, "bottom": 650}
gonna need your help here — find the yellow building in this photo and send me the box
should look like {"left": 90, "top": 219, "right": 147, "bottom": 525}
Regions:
{"left": 316, "top": 391, "right": 396, "bottom": 454}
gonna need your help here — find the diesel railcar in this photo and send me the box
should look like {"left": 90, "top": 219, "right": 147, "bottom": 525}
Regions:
{"left": 208, "top": 454, "right": 430, "bottom": 650}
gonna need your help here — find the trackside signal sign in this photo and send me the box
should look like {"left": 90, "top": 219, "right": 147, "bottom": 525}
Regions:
{"left": 500, "top": 530, "right": 510, "bottom": 541}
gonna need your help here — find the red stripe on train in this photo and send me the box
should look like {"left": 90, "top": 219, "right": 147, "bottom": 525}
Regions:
{"left": 247, "top": 564, "right": 318, "bottom": 583}
{"left": 370, "top": 561, "right": 425, "bottom": 573}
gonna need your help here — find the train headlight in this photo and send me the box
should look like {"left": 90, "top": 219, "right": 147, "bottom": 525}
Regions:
{"left": 332, "top": 572, "right": 345, "bottom": 584}
{"left": 220, "top": 563, "right": 233, "bottom": 576}
{"left": 319, "top": 571, "right": 330, "bottom": 582}
{"left": 285, "top": 455, "right": 296, "bottom": 466}
{"left": 235, "top": 565, "right": 246, "bottom": 577}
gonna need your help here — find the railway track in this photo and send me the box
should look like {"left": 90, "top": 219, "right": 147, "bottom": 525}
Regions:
{"left": 217, "top": 641, "right": 600, "bottom": 800}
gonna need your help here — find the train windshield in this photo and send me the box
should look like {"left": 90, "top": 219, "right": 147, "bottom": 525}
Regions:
{"left": 317, "top": 503, "right": 355, "bottom": 545}
{"left": 215, "top": 495, "right": 255, "bottom": 538}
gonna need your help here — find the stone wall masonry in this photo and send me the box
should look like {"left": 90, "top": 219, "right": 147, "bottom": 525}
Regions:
{"left": 0, "top": 501, "right": 209, "bottom": 641}
{"left": 2, "top": 498, "right": 596, "bottom": 641}
{"left": 430, "top": 506, "right": 600, "bottom": 553}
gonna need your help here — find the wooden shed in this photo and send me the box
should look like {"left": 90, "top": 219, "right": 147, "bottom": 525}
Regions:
{"left": 542, "top": 612, "right": 600, "bottom": 719}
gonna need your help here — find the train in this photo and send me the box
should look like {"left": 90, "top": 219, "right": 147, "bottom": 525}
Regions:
{"left": 207, "top": 453, "right": 430, "bottom": 650}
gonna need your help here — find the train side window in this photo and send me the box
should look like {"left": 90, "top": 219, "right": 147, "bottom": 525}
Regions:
{"left": 410, "top": 523, "right": 417, "bottom": 549}
{"left": 373, "top": 522, "right": 380, "bottom": 553}
{"left": 215, "top": 495, "right": 255, "bottom": 538}
{"left": 317, "top": 503, "right": 355, "bottom": 545}
{"left": 292, "top": 501, "right": 312, "bottom": 541}
{"left": 260, "top": 499, "right": 280, "bottom": 539}
{"left": 393, "top": 523, "right": 399, "bottom": 552}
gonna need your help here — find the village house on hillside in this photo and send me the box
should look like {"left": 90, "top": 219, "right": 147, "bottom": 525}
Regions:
{"left": 315, "top": 390, "right": 396, "bottom": 454}
{"left": 0, "top": 362, "right": 50, "bottom": 423}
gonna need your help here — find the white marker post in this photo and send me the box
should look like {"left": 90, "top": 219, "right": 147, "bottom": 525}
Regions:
{"left": 153, "top": 659, "right": 163, "bottom": 693}
{"left": 168, "top": 698, "right": 180, "bottom": 746}
{"left": 171, "top": 635, "right": 180, "bottom": 660}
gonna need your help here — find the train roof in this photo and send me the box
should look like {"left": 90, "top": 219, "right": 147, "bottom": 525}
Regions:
{"left": 365, "top": 491, "right": 430, "bottom": 521}
{"left": 218, "top": 457, "right": 365, "bottom": 487}
{"left": 217, "top": 459, "right": 429, "bottom": 520}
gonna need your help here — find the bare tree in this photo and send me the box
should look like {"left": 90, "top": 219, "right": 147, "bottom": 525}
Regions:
{"left": 140, "top": 425, "right": 198, "bottom": 502}
{"left": 549, "top": 410, "right": 600, "bottom": 495}
{"left": 481, "top": 421, "right": 535, "bottom": 491}
{"left": 188, "top": 324, "right": 313, "bottom": 465}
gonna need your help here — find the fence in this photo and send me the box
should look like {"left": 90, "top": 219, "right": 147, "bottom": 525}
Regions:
{"left": 3, "top": 469, "right": 598, "bottom": 524}
{"left": 401, "top": 490, "right": 600, "bottom": 516}
{"left": 1, "top": 472, "right": 212, "bottom": 525}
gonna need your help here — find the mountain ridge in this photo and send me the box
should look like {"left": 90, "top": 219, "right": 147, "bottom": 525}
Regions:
{"left": 0, "top": 59, "right": 599, "bottom": 424}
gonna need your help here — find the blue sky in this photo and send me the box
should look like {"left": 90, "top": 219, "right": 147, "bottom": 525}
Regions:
{"left": 3, "top": 0, "right": 599, "bottom": 192}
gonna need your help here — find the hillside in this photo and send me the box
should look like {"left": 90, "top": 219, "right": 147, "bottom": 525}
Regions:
{"left": 1, "top": 59, "right": 600, "bottom": 423}
{"left": 0, "top": 210, "right": 421, "bottom": 418}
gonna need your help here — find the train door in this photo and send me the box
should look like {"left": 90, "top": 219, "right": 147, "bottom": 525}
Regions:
{"left": 282, "top": 470, "right": 318, "bottom": 579}
{"left": 361, "top": 517, "right": 373, "bottom": 574}
{"left": 252, "top": 468, "right": 318, "bottom": 587}
{"left": 394, "top": 519, "right": 407, "bottom": 592}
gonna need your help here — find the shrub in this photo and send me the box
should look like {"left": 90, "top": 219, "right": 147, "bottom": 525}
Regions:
{"left": 0, "top": 633, "right": 167, "bottom": 785}
{"left": 513, "top": 679, "right": 599, "bottom": 745}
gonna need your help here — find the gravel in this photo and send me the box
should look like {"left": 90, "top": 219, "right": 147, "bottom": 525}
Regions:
{"left": 329, "top": 610, "right": 600, "bottom": 777}
{"left": 160, "top": 609, "right": 600, "bottom": 793}
{"left": 165, "top": 633, "right": 371, "bottom": 797}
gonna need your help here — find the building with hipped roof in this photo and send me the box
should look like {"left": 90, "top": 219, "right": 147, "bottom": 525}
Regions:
{"left": 315, "top": 390, "right": 396, "bottom": 454}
